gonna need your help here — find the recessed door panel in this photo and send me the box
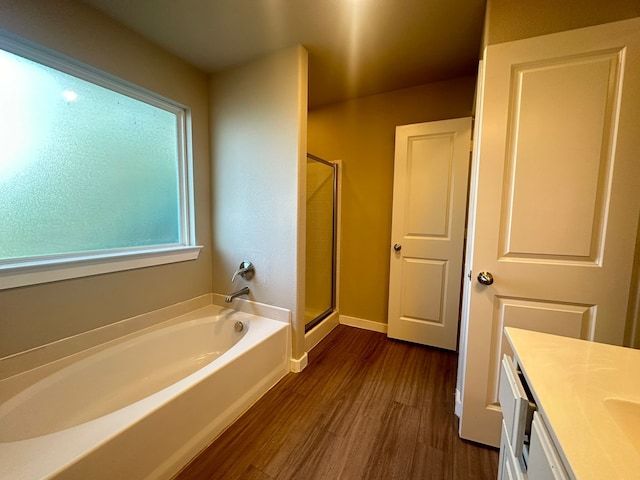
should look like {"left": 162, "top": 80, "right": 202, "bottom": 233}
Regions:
{"left": 399, "top": 258, "right": 445, "bottom": 324}
{"left": 406, "top": 134, "right": 453, "bottom": 238}
{"left": 501, "top": 52, "right": 622, "bottom": 262}
{"left": 486, "top": 297, "right": 594, "bottom": 405}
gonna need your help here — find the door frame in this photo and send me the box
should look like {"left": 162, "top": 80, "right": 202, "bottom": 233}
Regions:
{"left": 455, "top": 60, "right": 484, "bottom": 418}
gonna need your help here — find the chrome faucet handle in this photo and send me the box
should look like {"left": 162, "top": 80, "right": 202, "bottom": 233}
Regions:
{"left": 231, "top": 261, "right": 255, "bottom": 282}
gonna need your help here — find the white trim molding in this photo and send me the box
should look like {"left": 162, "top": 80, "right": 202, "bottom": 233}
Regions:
{"left": 290, "top": 352, "right": 308, "bottom": 373}
{"left": 0, "top": 246, "right": 202, "bottom": 290}
{"left": 304, "top": 310, "right": 339, "bottom": 353}
{"left": 455, "top": 388, "right": 463, "bottom": 418}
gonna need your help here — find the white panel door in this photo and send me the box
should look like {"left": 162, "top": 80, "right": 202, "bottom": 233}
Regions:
{"left": 459, "top": 18, "right": 640, "bottom": 446}
{"left": 388, "top": 118, "right": 472, "bottom": 350}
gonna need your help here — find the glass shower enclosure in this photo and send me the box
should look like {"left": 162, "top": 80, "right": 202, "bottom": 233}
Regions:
{"left": 305, "top": 154, "right": 338, "bottom": 332}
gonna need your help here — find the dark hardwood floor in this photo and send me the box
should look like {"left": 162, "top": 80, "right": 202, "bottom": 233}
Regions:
{"left": 174, "top": 325, "right": 498, "bottom": 480}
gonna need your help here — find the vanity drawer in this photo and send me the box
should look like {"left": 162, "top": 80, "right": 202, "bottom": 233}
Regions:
{"left": 528, "top": 412, "right": 569, "bottom": 480}
{"left": 499, "top": 355, "right": 535, "bottom": 459}
{"left": 499, "top": 420, "right": 528, "bottom": 480}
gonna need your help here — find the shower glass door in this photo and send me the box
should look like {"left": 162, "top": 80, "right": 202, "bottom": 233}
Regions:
{"left": 305, "top": 154, "right": 337, "bottom": 332}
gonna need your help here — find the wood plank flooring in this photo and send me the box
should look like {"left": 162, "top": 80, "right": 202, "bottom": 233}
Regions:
{"left": 174, "top": 325, "right": 498, "bottom": 480}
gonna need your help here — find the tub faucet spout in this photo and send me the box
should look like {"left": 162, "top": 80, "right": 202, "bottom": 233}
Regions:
{"left": 225, "top": 286, "right": 250, "bottom": 303}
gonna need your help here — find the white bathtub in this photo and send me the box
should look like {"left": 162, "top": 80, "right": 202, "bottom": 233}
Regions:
{"left": 0, "top": 305, "right": 290, "bottom": 479}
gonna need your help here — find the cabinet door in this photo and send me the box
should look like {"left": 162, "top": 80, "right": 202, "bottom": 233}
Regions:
{"left": 499, "top": 355, "right": 531, "bottom": 459}
{"left": 528, "top": 413, "right": 569, "bottom": 480}
{"left": 499, "top": 421, "right": 528, "bottom": 480}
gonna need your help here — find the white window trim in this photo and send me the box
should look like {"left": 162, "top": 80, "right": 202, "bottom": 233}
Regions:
{"left": 0, "top": 31, "right": 202, "bottom": 290}
{"left": 0, "top": 246, "right": 202, "bottom": 290}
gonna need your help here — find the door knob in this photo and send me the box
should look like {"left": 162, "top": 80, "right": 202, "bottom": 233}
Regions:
{"left": 477, "top": 271, "right": 494, "bottom": 285}
{"left": 393, "top": 244, "right": 402, "bottom": 252}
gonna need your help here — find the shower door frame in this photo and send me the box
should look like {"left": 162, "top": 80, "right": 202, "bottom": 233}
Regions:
{"left": 305, "top": 153, "right": 339, "bottom": 333}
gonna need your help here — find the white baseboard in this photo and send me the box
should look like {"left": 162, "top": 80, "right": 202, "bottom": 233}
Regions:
{"left": 290, "top": 352, "right": 308, "bottom": 373}
{"left": 339, "top": 315, "right": 388, "bottom": 333}
{"left": 304, "top": 311, "right": 339, "bottom": 353}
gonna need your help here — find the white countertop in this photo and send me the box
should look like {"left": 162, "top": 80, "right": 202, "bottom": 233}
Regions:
{"left": 504, "top": 328, "right": 640, "bottom": 480}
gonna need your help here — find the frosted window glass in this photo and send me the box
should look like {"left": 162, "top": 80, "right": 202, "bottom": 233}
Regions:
{"left": 0, "top": 48, "right": 182, "bottom": 261}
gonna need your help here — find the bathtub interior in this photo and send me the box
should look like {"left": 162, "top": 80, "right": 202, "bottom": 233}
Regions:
{"left": 0, "top": 302, "right": 278, "bottom": 401}
{"left": 0, "top": 310, "right": 250, "bottom": 442}
{"left": 0, "top": 301, "right": 291, "bottom": 480}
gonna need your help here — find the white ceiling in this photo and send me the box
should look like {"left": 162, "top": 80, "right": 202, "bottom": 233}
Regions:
{"left": 82, "top": 0, "right": 486, "bottom": 107}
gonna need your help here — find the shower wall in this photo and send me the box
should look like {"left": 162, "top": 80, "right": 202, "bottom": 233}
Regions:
{"left": 210, "top": 45, "right": 309, "bottom": 360}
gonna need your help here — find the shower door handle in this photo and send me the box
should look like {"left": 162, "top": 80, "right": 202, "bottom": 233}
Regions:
{"left": 393, "top": 244, "right": 402, "bottom": 252}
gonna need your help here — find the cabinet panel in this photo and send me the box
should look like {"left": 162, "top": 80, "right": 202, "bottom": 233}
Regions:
{"left": 499, "top": 355, "right": 533, "bottom": 459}
{"left": 528, "top": 412, "right": 569, "bottom": 480}
{"left": 499, "top": 420, "right": 528, "bottom": 480}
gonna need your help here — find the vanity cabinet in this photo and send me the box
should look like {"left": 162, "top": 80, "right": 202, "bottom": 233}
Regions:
{"left": 498, "top": 420, "right": 526, "bottom": 480}
{"left": 528, "top": 412, "right": 568, "bottom": 479}
{"left": 498, "top": 354, "right": 569, "bottom": 479}
{"left": 499, "top": 327, "right": 640, "bottom": 479}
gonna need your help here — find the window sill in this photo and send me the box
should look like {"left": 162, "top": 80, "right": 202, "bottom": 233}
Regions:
{"left": 0, "top": 246, "right": 202, "bottom": 290}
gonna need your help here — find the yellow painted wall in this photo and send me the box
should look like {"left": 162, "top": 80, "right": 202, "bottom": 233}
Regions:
{"left": 0, "top": 0, "right": 212, "bottom": 358}
{"left": 308, "top": 76, "right": 476, "bottom": 326}
{"left": 485, "top": 0, "right": 640, "bottom": 45}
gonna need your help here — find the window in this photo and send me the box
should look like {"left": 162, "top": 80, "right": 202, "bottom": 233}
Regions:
{"left": 0, "top": 33, "right": 200, "bottom": 290}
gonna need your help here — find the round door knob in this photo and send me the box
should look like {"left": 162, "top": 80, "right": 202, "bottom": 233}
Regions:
{"left": 393, "top": 244, "right": 402, "bottom": 252}
{"left": 477, "top": 271, "right": 494, "bottom": 285}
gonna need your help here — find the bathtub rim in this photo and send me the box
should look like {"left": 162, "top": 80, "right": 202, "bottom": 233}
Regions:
{"left": 0, "top": 294, "right": 212, "bottom": 382}
{"left": 0, "top": 311, "right": 254, "bottom": 441}
{"left": 0, "top": 296, "right": 291, "bottom": 402}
